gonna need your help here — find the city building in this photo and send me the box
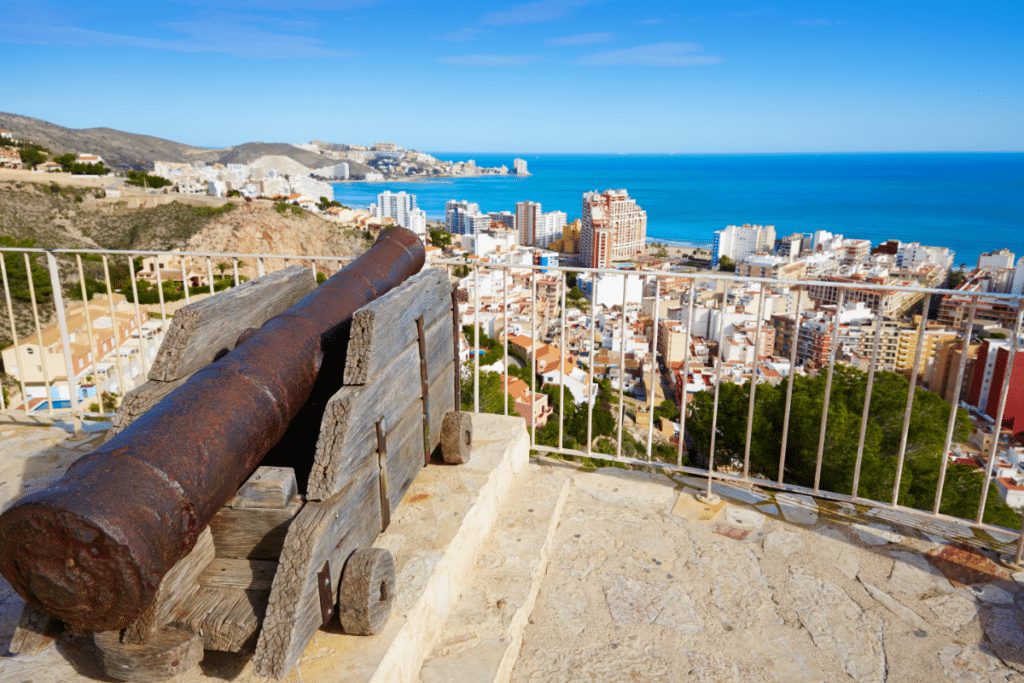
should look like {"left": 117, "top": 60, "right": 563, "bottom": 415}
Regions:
{"left": 736, "top": 254, "right": 808, "bottom": 280}
{"left": 968, "top": 337, "right": 1024, "bottom": 430}
{"left": 579, "top": 189, "right": 647, "bottom": 269}
{"left": 371, "top": 191, "right": 427, "bottom": 237}
{"left": 513, "top": 158, "right": 529, "bottom": 175}
{"left": 446, "top": 200, "right": 486, "bottom": 235}
{"left": 712, "top": 224, "right": 776, "bottom": 267}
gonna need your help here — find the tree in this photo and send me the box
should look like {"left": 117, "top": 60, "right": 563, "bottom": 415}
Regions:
{"left": 19, "top": 148, "right": 47, "bottom": 169}
{"left": 718, "top": 255, "right": 736, "bottom": 272}
{"left": 215, "top": 262, "right": 231, "bottom": 276}
{"left": 685, "top": 366, "right": 1018, "bottom": 526}
{"left": 429, "top": 229, "right": 451, "bottom": 249}
{"left": 54, "top": 153, "right": 77, "bottom": 169}
{"left": 125, "top": 170, "right": 171, "bottom": 188}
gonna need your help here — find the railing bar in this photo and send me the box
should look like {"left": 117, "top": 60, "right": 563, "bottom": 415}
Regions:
{"left": 558, "top": 270, "right": 566, "bottom": 451}
{"left": 232, "top": 259, "right": 240, "bottom": 288}
{"left": 531, "top": 272, "right": 537, "bottom": 447}
{"left": 976, "top": 303, "right": 1024, "bottom": 524}
{"left": 181, "top": 254, "right": 190, "bottom": 305}
{"left": 586, "top": 284, "right": 597, "bottom": 456}
{"left": 934, "top": 294, "right": 978, "bottom": 515}
{"left": 891, "top": 295, "right": 932, "bottom": 506}
{"left": 75, "top": 255, "right": 104, "bottom": 414}
{"left": 206, "top": 257, "right": 215, "bottom": 296}
{"left": 852, "top": 305, "right": 885, "bottom": 498}
{"left": 678, "top": 281, "right": 696, "bottom": 467}
{"left": 45, "top": 252, "right": 80, "bottom": 430}
{"left": 310, "top": 259, "right": 317, "bottom": 281}
{"left": 743, "top": 283, "right": 767, "bottom": 478}
{"left": 127, "top": 256, "right": 150, "bottom": 379}
{"left": 24, "top": 253, "right": 54, "bottom": 414}
{"left": 706, "top": 287, "right": 731, "bottom": 501}
{"left": 645, "top": 278, "right": 661, "bottom": 462}
{"left": 814, "top": 288, "right": 845, "bottom": 493}
{"left": 101, "top": 256, "right": 127, "bottom": 401}
{"left": 473, "top": 266, "right": 480, "bottom": 415}
{"left": 616, "top": 274, "right": 628, "bottom": 459}
{"left": 779, "top": 288, "right": 804, "bottom": 484}
{"left": 1, "top": 253, "right": 30, "bottom": 414}
{"left": 502, "top": 267, "right": 509, "bottom": 416}
{"left": 154, "top": 254, "right": 168, "bottom": 324}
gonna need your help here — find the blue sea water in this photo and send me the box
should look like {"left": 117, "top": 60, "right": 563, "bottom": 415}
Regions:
{"left": 331, "top": 153, "right": 1024, "bottom": 268}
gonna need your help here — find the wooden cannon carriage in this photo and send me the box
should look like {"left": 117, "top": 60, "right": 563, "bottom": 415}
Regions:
{"left": 8, "top": 262, "right": 472, "bottom": 682}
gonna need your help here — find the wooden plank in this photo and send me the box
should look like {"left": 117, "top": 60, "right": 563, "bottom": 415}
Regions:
{"left": 208, "top": 498, "right": 303, "bottom": 560}
{"left": 307, "top": 338, "right": 423, "bottom": 501}
{"left": 106, "top": 375, "right": 187, "bottom": 439}
{"left": 9, "top": 603, "right": 62, "bottom": 655}
{"left": 427, "top": 361, "right": 456, "bottom": 455}
{"left": 171, "top": 587, "right": 267, "bottom": 653}
{"left": 228, "top": 466, "right": 298, "bottom": 509}
{"left": 424, "top": 307, "right": 454, "bottom": 385}
{"left": 122, "top": 527, "right": 215, "bottom": 645}
{"left": 94, "top": 627, "right": 204, "bottom": 683}
{"left": 148, "top": 265, "right": 317, "bottom": 382}
{"left": 200, "top": 558, "right": 278, "bottom": 591}
{"left": 252, "top": 466, "right": 382, "bottom": 679}
{"left": 382, "top": 399, "right": 427, "bottom": 515}
{"left": 344, "top": 267, "right": 451, "bottom": 385}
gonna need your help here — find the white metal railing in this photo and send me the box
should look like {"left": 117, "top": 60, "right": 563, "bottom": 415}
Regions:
{"left": 3, "top": 245, "right": 1024, "bottom": 560}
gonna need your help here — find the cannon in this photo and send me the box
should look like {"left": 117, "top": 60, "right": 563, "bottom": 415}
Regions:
{"left": 0, "top": 226, "right": 469, "bottom": 681}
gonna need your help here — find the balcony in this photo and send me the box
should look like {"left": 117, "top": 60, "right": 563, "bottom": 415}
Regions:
{"left": 2, "top": 245, "right": 1024, "bottom": 681}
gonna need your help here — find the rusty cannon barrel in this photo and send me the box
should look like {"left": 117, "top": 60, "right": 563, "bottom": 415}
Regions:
{"left": 0, "top": 227, "right": 425, "bottom": 632}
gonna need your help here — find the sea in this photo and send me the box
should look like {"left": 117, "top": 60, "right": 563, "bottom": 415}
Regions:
{"left": 330, "top": 153, "right": 1024, "bottom": 268}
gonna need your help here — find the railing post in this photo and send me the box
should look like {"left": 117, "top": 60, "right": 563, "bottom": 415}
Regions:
{"left": 703, "top": 282, "right": 732, "bottom": 503}
{"left": 891, "top": 295, "right": 932, "bottom": 506}
{"left": 778, "top": 287, "right": 804, "bottom": 484}
{"left": 678, "top": 281, "right": 696, "bottom": 467}
{"left": 559, "top": 269, "right": 567, "bottom": 451}
{"left": 75, "top": 254, "right": 104, "bottom": 414}
{"left": 586, "top": 283, "right": 597, "bottom": 456}
{"left": 852, "top": 303, "right": 886, "bottom": 499}
{"left": 933, "top": 294, "right": 978, "bottom": 515}
{"left": 473, "top": 265, "right": 480, "bottom": 415}
{"left": 502, "top": 266, "right": 509, "bottom": 416}
{"left": 645, "top": 277, "right": 661, "bottom": 461}
{"left": 206, "top": 256, "right": 216, "bottom": 296}
{"left": 101, "top": 256, "right": 128, "bottom": 401}
{"left": 45, "top": 252, "right": 81, "bottom": 433}
{"left": 24, "top": 254, "right": 54, "bottom": 414}
{"left": 814, "top": 288, "right": 846, "bottom": 493}
{"left": 743, "top": 282, "right": 767, "bottom": 478}
{"left": 127, "top": 256, "right": 151, "bottom": 379}
{"left": 530, "top": 271, "right": 537, "bottom": 446}
{"left": 0, "top": 253, "right": 30, "bottom": 414}
{"left": 616, "top": 274, "right": 628, "bottom": 458}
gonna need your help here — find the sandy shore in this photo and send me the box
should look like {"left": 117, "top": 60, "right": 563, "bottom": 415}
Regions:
{"left": 646, "top": 244, "right": 712, "bottom": 260}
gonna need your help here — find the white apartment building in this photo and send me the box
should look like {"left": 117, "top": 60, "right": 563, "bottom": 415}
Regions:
{"left": 712, "top": 223, "right": 776, "bottom": 266}
{"left": 580, "top": 189, "right": 647, "bottom": 269}
{"left": 516, "top": 202, "right": 567, "bottom": 249}
{"left": 979, "top": 248, "right": 1016, "bottom": 271}
{"left": 371, "top": 191, "right": 427, "bottom": 237}
{"left": 513, "top": 158, "right": 529, "bottom": 175}
{"left": 896, "top": 242, "right": 955, "bottom": 270}
{"left": 446, "top": 200, "right": 482, "bottom": 235}
{"left": 584, "top": 272, "right": 645, "bottom": 308}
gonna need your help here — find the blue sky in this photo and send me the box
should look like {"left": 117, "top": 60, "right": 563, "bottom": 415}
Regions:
{"left": 1, "top": 1, "right": 1021, "bottom": 153}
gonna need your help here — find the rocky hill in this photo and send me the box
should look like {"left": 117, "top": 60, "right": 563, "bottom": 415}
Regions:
{"left": 0, "top": 112, "right": 339, "bottom": 172}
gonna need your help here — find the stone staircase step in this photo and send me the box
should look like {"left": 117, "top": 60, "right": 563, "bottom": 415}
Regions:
{"left": 419, "top": 468, "right": 570, "bottom": 683}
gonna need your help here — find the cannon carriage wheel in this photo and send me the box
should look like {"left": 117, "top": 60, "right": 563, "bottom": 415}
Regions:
{"left": 338, "top": 547, "right": 396, "bottom": 635}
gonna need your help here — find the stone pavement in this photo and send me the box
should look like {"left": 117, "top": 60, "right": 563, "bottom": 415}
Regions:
{"left": 4, "top": 418, "right": 1024, "bottom": 683}
{"left": 511, "top": 462, "right": 1024, "bottom": 683}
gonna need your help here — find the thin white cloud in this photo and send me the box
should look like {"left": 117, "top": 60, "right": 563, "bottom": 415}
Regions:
{"left": 437, "top": 54, "right": 542, "bottom": 67}
{"left": 791, "top": 19, "right": 845, "bottom": 27}
{"left": 479, "top": 0, "right": 602, "bottom": 26}
{"left": 435, "top": 27, "right": 489, "bottom": 42}
{"left": 3, "top": 21, "right": 355, "bottom": 59}
{"left": 574, "top": 42, "right": 721, "bottom": 66}
{"left": 545, "top": 31, "right": 616, "bottom": 46}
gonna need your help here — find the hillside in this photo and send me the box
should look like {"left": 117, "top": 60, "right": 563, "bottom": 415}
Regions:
{"left": 0, "top": 113, "right": 338, "bottom": 171}
{"left": 0, "top": 176, "right": 371, "bottom": 348}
